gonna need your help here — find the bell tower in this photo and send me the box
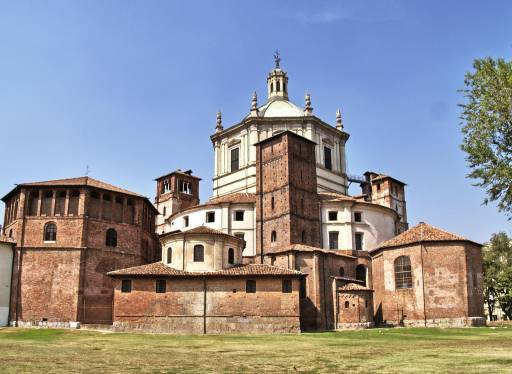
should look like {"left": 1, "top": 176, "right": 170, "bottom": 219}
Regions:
{"left": 267, "top": 50, "right": 289, "bottom": 100}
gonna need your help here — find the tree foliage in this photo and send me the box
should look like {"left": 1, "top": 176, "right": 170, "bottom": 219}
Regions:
{"left": 459, "top": 57, "right": 512, "bottom": 217}
{"left": 483, "top": 232, "right": 512, "bottom": 319}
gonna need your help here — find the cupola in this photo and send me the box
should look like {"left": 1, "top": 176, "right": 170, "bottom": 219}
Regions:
{"left": 267, "top": 50, "right": 289, "bottom": 101}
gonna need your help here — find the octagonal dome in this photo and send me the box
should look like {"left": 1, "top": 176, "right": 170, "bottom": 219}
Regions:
{"left": 257, "top": 98, "right": 304, "bottom": 118}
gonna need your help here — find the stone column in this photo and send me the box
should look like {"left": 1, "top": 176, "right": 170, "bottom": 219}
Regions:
{"left": 122, "top": 198, "right": 127, "bottom": 224}
{"left": 99, "top": 193, "right": 104, "bottom": 220}
{"left": 36, "top": 190, "right": 42, "bottom": 216}
{"left": 64, "top": 190, "right": 70, "bottom": 216}
{"left": 50, "top": 190, "right": 56, "bottom": 216}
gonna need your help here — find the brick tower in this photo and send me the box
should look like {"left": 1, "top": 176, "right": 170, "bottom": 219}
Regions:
{"left": 154, "top": 170, "right": 200, "bottom": 234}
{"left": 255, "top": 131, "right": 321, "bottom": 262}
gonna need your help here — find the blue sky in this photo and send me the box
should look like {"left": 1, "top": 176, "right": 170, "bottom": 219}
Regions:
{"left": 1, "top": 1, "right": 511, "bottom": 243}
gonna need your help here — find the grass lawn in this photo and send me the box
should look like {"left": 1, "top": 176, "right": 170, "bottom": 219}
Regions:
{"left": 0, "top": 327, "right": 511, "bottom": 373}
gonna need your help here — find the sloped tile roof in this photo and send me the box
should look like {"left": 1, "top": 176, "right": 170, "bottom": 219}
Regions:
{"left": 339, "top": 283, "right": 373, "bottom": 292}
{"left": 318, "top": 192, "right": 356, "bottom": 202}
{"left": 266, "top": 244, "right": 357, "bottom": 258}
{"left": 168, "top": 193, "right": 256, "bottom": 221}
{"left": 107, "top": 262, "right": 303, "bottom": 277}
{"left": 19, "top": 177, "right": 143, "bottom": 197}
{"left": 2, "top": 176, "right": 158, "bottom": 212}
{"left": 160, "top": 225, "right": 244, "bottom": 243}
{"left": 208, "top": 193, "right": 256, "bottom": 204}
{"left": 374, "top": 222, "right": 480, "bottom": 251}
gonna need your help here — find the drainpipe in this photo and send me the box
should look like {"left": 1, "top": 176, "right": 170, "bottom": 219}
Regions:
{"left": 419, "top": 223, "right": 427, "bottom": 327}
{"left": 203, "top": 276, "right": 207, "bottom": 334}
{"left": 8, "top": 242, "right": 15, "bottom": 325}
{"left": 15, "top": 199, "right": 28, "bottom": 326}
{"left": 258, "top": 145, "right": 264, "bottom": 264}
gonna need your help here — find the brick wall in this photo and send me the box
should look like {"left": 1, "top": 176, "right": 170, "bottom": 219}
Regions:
{"left": 336, "top": 290, "right": 373, "bottom": 326}
{"left": 112, "top": 276, "right": 300, "bottom": 333}
{"left": 371, "top": 242, "right": 485, "bottom": 326}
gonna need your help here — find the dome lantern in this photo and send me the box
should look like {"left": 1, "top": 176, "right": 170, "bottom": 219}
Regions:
{"left": 267, "top": 50, "right": 289, "bottom": 101}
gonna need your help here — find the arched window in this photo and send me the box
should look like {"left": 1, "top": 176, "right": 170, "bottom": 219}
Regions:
{"left": 344, "top": 301, "right": 349, "bottom": 309}
{"left": 167, "top": 248, "right": 172, "bottom": 264}
{"left": 356, "top": 265, "right": 367, "bottom": 286}
{"left": 228, "top": 248, "right": 235, "bottom": 265}
{"left": 270, "top": 82, "right": 274, "bottom": 92}
{"left": 301, "top": 230, "right": 306, "bottom": 243}
{"left": 339, "top": 267, "right": 345, "bottom": 277}
{"left": 8, "top": 229, "right": 13, "bottom": 238}
{"left": 271, "top": 231, "right": 277, "bottom": 242}
{"left": 276, "top": 81, "right": 281, "bottom": 92}
{"left": 106, "top": 229, "right": 117, "bottom": 247}
{"left": 394, "top": 256, "right": 412, "bottom": 289}
{"left": 44, "top": 222, "right": 57, "bottom": 242}
{"left": 193, "top": 245, "right": 204, "bottom": 262}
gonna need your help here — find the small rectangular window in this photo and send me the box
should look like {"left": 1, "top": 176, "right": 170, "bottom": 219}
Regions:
{"left": 376, "top": 183, "right": 381, "bottom": 191}
{"left": 231, "top": 147, "right": 240, "bottom": 172}
{"left": 121, "top": 279, "right": 132, "bottom": 293}
{"left": 282, "top": 279, "right": 292, "bottom": 293}
{"left": 324, "top": 146, "right": 332, "bottom": 170}
{"left": 355, "top": 232, "right": 364, "bottom": 250}
{"left": 183, "top": 216, "right": 189, "bottom": 227}
{"left": 234, "top": 210, "right": 244, "bottom": 221}
{"left": 246, "top": 279, "right": 256, "bottom": 293}
{"left": 354, "top": 212, "right": 362, "bottom": 222}
{"left": 329, "top": 231, "right": 339, "bottom": 250}
{"left": 235, "top": 233, "right": 246, "bottom": 249}
{"left": 156, "top": 279, "right": 166, "bottom": 293}
{"left": 328, "top": 211, "right": 338, "bottom": 221}
{"left": 206, "top": 211, "right": 215, "bottom": 223}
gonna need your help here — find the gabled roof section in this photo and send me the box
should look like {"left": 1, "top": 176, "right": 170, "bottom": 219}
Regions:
{"left": 373, "top": 222, "right": 481, "bottom": 251}
{"left": 107, "top": 262, "right": 303, "bottom": 277}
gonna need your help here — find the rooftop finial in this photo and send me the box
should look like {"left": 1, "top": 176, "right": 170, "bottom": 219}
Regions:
{"left": 251, "top": 91, "right": 258, "bottom": 110}
{"left": 336, "top": 108, "right": 343, "bottom": 130}
{"left": 304, "top": 92, "right": 313, "bottom": 115}
{"left": 215, "top": 111, "right": 223, "bottom": 133}
{"left": 273, "top": 49, "right": 281, "bottom": 69}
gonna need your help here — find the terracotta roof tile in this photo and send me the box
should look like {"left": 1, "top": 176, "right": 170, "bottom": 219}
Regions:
{"left": 160, "top": 226, "right": 244, "bottom": 242}
{"left": 2, "top": 176, "right": 158, "bottom": 212}
{"left": 266, "top": 244, "right": 356, "bottom": 258}
{"left": 107, "top": 262, "right": 303, "bottom": 277}
{"left": 208, "top": 193, "right": 256, "bottom": 204}
{"left": 318, "top": 192, "right": 356, "bottom": 202}
{"left": 339, "top": 283, "right": 373, "bottom": 292}
{"left": 168, "top": 193, "right": 256, "bottom": 220}
{"left": 374, "top": 222, "right": 480, "bottom": 251}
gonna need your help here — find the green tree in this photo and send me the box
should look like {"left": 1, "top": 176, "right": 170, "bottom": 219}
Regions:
{"left": 497, "top": 267, "right": 512, "bottom": 319}
{"left": 483, "top": 232, "right": 512, "bottom": 320}
{"left": 459, "top": 57, "right": 512, "bottom": 217}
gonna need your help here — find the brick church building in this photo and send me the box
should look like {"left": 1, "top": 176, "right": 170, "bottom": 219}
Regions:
{"left": 0, "top": 57, "right": 485, "bottom": 332}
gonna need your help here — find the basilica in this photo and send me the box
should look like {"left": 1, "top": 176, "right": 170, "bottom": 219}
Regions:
{"left": 0, "top": 57, "right": 485, "bottom": 333}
